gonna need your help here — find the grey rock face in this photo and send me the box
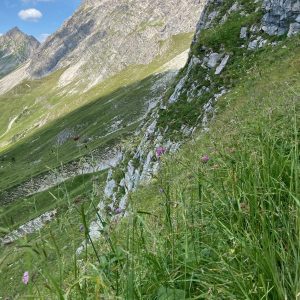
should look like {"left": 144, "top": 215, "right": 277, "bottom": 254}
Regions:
{"left": 1, "top": 209, "right": 57, "bottom": 245}
{"left": 248, "top": 36, "right": 268, "bottom": 50}
{"left": 240, "top": 27, "right": 248, "bottom": 39}
{"left": 262, "top": 0, "right": 300, "bottom": 36}
{"left": 215, "top": 55, "right": 230, "bottom": 75}
{"left": 207, "top": 53, "right": 221, "bottom": 68}
{"left": 27, "top": 0, "right": 205, "bottom": 89}
{"left": 288, "top": 21, "right": 300, "bottom": 35}
{"left": 0, "top": 27, "right": 40, "bottom": 78}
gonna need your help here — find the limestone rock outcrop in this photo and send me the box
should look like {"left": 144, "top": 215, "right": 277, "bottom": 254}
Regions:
{"left": 262, "top": 0, "right": 300, "bottom": 36}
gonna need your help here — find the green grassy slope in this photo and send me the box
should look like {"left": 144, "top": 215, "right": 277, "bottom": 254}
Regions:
{"left": 0, "top": 33, "right": 192, "bottom": 147}
{"left": 0, "top": 74, "right": 158, "bottom": 193}
{"left": 1, "top": 0, "right": 300, "bottom": 297}
{"left": 0, "top": 33, "right": 195, "bottom": 298}
{"left": 0, "top": 73, "right": 162, "bottom": 238}
{"left": 0, "top": 28, "right": 299, "bottom": 299}
{"left": 0, "top": 171, "right": 107, "bottom": 297}
{"left": 0, "top": 171, "right": 106, "bottom": 231}
{"left": 68, "top": 35, "right": 299, "bottom": 299}
{"left": 0, "top": 33, "right": 192, "bottom": 197}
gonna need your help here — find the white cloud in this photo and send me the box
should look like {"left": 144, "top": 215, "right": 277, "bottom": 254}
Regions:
{"left": 39, "top": 33, "right": 50, "bottom": 43}
{"left": 18, "top": 8, "right": 43, "bottom": 21}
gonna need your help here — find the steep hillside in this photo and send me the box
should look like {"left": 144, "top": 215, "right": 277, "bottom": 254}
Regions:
{"left": 28, "top": 0, "right": 204, "bottom": 88}
{"left": 0, "top": 27, "right": 39, "bottom": 78}
{"left": 0, "top": 0, "right": 299, "bottom": 298}
{"left": 0, "top": 34, "right": 193, "bottom": 203}
{"left": 0, "top": 0, "right": 204, "bottom": 94}
{"left": 102, "top": 0, "right": 300, "bottom": 209}
{"left": 0, "top": 0, "right": 205, "bottom": 205}
{"left": 75, "top": 0, "right": 300, "bottom": 296}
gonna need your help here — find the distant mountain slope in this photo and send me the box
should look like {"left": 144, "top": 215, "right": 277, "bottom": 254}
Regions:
{"left": 27, "top": 0, "right": 204, "bottom": 89}
{"left": 0, "top": 0, "right": 206, "bottom": 154}
{"left": 0, "top": 27, "right": 40, "bottom": 78}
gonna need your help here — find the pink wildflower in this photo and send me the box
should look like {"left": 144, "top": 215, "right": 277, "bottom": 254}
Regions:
{"left": 200, "top": 155, "right": 210, "bottom": 164}
{"left": 156, "top": 147, "right": 166, "bottom": 158}
{"left": 22, "top": 271, "right": 29, "bottom": 285}
{"left": 114, "top": 208, "right": 124, "bottom": 215}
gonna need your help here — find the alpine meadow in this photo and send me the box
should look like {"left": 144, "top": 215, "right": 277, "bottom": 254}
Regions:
{"left": 0, "top": 0, "right": 299, "bottom": 299}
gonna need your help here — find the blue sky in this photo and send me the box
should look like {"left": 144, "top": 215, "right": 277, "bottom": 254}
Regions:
{"left": 0, "top": 0, "right": 81, "bottom": 42}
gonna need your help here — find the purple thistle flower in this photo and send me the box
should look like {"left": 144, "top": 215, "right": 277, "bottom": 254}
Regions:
{"left": 200, "top": 155, "right": 210, "bottom": 164}
{"left": 156, "top": 147, "right": 167, "bottom": 158}
{"left": 22, "top": 271, "right": 29, "bottom": 285}
{"left": 114, "top": 208, "right": 124, "bottom": 215}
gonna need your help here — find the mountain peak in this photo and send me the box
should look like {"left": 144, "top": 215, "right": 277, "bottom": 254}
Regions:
{"left": 6, "top": 26, "right": 23, "bottom": 37}
{"left": 0, "top": 27, "right": 40, "bottom": 78}
{"left": 8, "top": 26, "right": 22, "bottom": 32}
{"left": 5, "top": 27, "right": 39, "bottom": 44}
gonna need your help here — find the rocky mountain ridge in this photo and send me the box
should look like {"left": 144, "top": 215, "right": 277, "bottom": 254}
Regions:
{"left": 24, "top": 0, "right": 204, "bottom": 90}
{"left": 0, "top": 27, "right": 40, "bottom": 78}
{"left": 85, "top": 0, "right": 300, "bottom": 240}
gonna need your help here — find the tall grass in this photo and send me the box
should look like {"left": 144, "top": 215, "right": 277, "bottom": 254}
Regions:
{"left": 17, "top": 93, "right": 298, "bottom": 299}
{"left": 0, "top": 85, "right": 297, "bottom": 300}
{"left": 2, "top": 133, "right": 298, "bottom": 300}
